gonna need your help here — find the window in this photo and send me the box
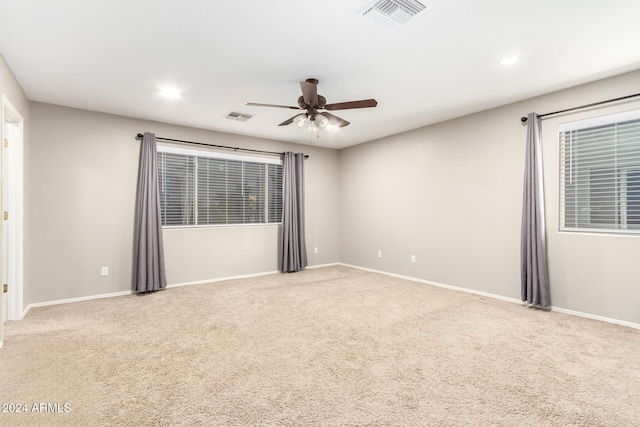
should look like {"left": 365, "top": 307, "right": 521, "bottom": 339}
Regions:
{"left": 157, "top": 147, "right": 283, "bottom": 227}
{"left": 559, "top": 110, "right": 640, "bottom": 233}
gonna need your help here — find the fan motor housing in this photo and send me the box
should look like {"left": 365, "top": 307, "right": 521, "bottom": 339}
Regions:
{"left": 298, "top": 95, "right": 326, "bottom": 109}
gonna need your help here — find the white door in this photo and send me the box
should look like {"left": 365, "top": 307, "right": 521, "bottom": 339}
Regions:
{"left": 2, "top": 120, "right": 8, "bottom": 323}
{"left": 1, "top": 96, "right": 24, "bottom": 349}
{"left": 0, "top": 115, "right": 4, "bottom": 348}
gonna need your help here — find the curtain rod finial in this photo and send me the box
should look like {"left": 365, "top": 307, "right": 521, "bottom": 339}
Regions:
{"left": 136, "top": 133, "right": 144, "bottom": 139}
{"left": 521, "top": 116, "right": 529, "bottom": 123}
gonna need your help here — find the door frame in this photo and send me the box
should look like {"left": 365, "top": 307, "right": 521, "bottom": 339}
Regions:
{"left": 2, "top": 95, "right": 24, "bottom": 324}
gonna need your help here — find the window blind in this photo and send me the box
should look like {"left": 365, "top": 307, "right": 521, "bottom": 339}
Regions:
{"left": 560, "top": 116, "right": 640, "bottom": 232}
{"left": 159, "top": 152, "right": 195, "bottom": 226}
{"left": 158, "top": 150, "right": 282, "bottom": 227}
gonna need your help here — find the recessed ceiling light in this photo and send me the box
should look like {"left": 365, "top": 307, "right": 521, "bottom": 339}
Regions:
{"left": 499, "top": 56, "right": 521, "bottom": 66}
{"left": 160, "top": 87, "right": 181, "bottom": 98}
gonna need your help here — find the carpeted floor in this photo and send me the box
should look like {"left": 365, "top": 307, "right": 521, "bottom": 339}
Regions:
{"left": 1, "top": 265, "right": 639, "bottom": 426}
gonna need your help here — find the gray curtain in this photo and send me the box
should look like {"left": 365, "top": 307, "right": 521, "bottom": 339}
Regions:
{"left": 521, "top": 113, "right": 550, "bottom": 307}
{"left": 280, "top": 152, "right": 308, "bottom": 272}
{"left": 134, "top": 132, "right": 167, "bottom": 292}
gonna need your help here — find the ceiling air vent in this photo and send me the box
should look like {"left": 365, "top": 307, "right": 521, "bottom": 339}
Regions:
{"left": 360, "top": 0, "right": 428, "bottom": 29}
{"left": 225, "top": 111, "right": 253, "bottom": 122}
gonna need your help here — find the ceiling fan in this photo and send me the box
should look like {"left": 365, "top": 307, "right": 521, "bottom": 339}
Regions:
{"left": 247, "top": 78, "right": 377, "bottom": 132}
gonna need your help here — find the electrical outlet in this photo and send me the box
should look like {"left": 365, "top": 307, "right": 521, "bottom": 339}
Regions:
{"left": 378, "top": 250, "right": 382, "bottom": 258}
{"left": 101, "top": 266, "right": 109, "bottom": 277}
{"left": 314, "top": 247, "right": 319, "bottom": 254}
{"left": 411, "top": 255, "right": 416, "bottom": 263}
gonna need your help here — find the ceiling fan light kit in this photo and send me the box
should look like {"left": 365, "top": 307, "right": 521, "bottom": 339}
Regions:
{"left": 293, "top": 112, "right": 330, "bottom": 131}
{"left": 247, "top": 78, "right": 377, "bottom": 139}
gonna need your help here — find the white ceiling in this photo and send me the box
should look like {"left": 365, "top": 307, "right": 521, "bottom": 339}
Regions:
{"left": 1, "top": 0, "right": 639, "bottom": 149}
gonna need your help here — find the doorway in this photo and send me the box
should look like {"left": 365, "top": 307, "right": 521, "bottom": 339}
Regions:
{"left": 2, "top": 95, "right": 24, "bottom": 326}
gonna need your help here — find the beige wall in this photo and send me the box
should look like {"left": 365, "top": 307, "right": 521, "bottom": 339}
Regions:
{"left": 339, "top": 69, "right": 640, "bottom": 325}
{"left": 540, "top": 89, "right": 640, "bottom": 324}
{"left": 0, "top": 54, "right": 29, "bottom": 116}
{"left": 20, "top": 63, "right": 640, "bottom": 326}
{"left": 28, "top": 103, "right": 340, "bottom": 304}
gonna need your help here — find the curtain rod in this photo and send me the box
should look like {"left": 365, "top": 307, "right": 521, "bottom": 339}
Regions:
{"left": 135, "top": 133, "right": 309, "bottom": 159}
{"left": 520, "top": 92, "right": 640, "bottom": 123}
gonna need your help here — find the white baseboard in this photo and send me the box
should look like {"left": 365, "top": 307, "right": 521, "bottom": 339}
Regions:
{"left": 22, "top": 269, "right": 283, "bottom": 316}
{"left": 550, "top": 306, "right": 640, "bottom": 330}
{"left": 166, "top": 269, "right": 280, "bottom": 289}
{"left": 307, "top": 262, "right": 341, "bottom": 270}
{"left": 165, "top": 263, "right": 341, "bottom": 289}
{"left": 21, "top": 262, "right": 639, "bottom": 330}
{"left": 24, "top": 290, "right": 134, "bottom": 317}
{"left": 338, "top": 263, "right": 640, "bottom": 330}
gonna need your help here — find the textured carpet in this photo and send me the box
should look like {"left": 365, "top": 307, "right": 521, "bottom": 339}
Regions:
{"left": 1, "top": 266, "right": 639, "bottom": 426}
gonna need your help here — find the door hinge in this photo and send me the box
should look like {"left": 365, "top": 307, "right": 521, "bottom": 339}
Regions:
{"left": 3, "top": 138, "right": 7, "bottom": 148}
{"left": 3, "top": 284, "right": 7, "bottom": 293}
{"left": 3, "top": 211, "right": 7, "bottom": 221}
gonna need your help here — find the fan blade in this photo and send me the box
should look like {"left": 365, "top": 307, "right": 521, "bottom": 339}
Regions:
{"left": 246, "top": 102, "right": 301, "bottom": 110}
{"left": 320, "top": 112, "right": 350, "bottom": 127}
{"left": 278, "top": 113, "right": 306, "bottom": 126}
{"left": 300, "top": 81, "right": 318, "bottom": 107}
{"left": 324, "top": 99, "right": 378, "bottom": 111}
